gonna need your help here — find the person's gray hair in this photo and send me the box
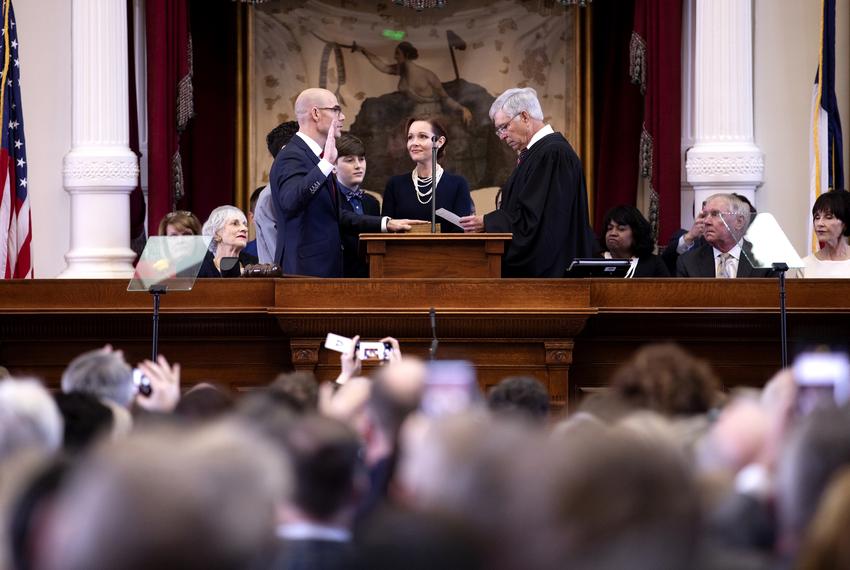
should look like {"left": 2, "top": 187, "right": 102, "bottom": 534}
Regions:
{"left": 489, "top": 87, "right": 545, "bottom": 122}
{"left": 0, "top": 377, "right": 64, "bottom": 458}
{"left": 61, "top": 349, "right": 134, "bottom": 407}
{"left": 202, "top": 205, "right": 247, "bottom": 254}
{"left": 706, "top": 193, "right": 751, "bottom": 229}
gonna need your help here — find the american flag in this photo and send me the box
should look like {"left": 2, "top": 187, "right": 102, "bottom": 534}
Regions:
{"left": 0, "top": 0, "right": 30, "bottom": 278}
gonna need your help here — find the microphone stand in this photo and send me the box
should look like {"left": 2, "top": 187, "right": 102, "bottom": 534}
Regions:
{"left": 431, "top": 136, "right": 438, "bottom": 234}
{"left": 148, "top": 284, "right": 167, "bottom": 360}
{"left": 772, "top": 262, "right": 790, "bottom": 368}
{"left": 429, "top": 307, "right": 439, "bottom": 360}
{"left": 721, "top": 212, "right": 791, "bottom": 368}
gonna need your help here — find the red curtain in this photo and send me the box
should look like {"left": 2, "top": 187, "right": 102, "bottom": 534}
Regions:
{"left": 633, "top": 0, "right": 683, "bottom": 244}
{"left": 592, "top": 0, "right": 682, "bottom": 245}
{"left": 145, "top": 0, "right": 191, "bottom": 237}
{"left": 145, "top": 0, "right": 236, "bottom": 234}
{"left": 181, "top": 0, "right": 238, "bottom": 223}
{"left": 592, "top": 0, "right": 642, "bottom": 235}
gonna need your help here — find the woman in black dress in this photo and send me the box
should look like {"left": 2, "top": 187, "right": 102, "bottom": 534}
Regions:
{"left": 598, "top": 205, "right": 670, "bottom": 278}
{"left": 382, "top": 117, "right": 473, "bottom": 233}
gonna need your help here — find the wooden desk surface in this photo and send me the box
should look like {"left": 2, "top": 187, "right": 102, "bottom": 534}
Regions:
{"left": 1, "top": 278, "right": 847, "bottom": 408}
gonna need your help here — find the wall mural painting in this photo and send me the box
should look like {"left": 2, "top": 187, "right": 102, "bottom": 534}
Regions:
{"left": 254, "top": 0, "right": 577, "bottom": 195}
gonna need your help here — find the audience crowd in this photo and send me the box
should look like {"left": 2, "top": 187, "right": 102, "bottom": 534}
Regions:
{"left": 1, "top": 338, "right": 848, "bottom": 569}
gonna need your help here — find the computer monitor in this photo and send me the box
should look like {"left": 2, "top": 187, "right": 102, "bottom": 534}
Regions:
{"left": 565, "top": 258, "right": 631, "bottom": 278}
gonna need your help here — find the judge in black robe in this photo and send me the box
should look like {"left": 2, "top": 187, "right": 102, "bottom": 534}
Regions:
{"left": 460, "top": 87, "right": 595, "bottom": 277}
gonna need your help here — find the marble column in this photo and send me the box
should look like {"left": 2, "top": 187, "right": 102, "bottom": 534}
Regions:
{"left": 686, "top": 0, "right": 763, "bottom": 210}
{"left": 60, "top": 0, "right": 138, "bottom": 278}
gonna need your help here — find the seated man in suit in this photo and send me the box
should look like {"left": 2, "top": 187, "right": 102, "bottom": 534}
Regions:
{"left": 335, "top": 133, "right": 379, "bottom": 278}
{"left": 676, "top": 193, "right": 773, "bottom": 278}
{"left": 663, "top": 194, "right": 757, "bottom": 274}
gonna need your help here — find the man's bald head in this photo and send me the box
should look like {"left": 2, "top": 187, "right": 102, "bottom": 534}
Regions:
{"left": 293, "top": 88, "right": 344, "bottom": 145}
{"left": 294, "top": 88, "right": 335, "bottom": 122}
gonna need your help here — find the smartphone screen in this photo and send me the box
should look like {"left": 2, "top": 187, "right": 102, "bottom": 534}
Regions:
{"left": 793, "top": 352, "right": 850, "bottom": 416}
{"left": 421, "top": 360, "right": 478, "bottom": 417}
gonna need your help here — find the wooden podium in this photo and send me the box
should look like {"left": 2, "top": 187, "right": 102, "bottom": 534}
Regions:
{"left": 360, "top": 233, "right": 512, "bottom": 278}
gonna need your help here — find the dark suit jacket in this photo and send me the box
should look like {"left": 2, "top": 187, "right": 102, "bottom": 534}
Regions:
{"left": 269, "top": 135, "right": 382, "bottom": 277}
{"left": 271, "top": 538, "right": 356, "bottom": 570}
{"left": 661, "top": 229, "right": 707, "bottom": 274}
{"left": 196, "top": 250, "right": 258, "bottom": 278}
{"left": 340, "top": 192, "right": 379, "bottom": 278}
{"left": 676, "top": 242, "right": 775, "bottom": 278}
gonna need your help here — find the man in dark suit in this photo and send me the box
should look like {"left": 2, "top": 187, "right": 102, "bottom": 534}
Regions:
{"left": 334, "top": 134, "right": 380, "bottom": 278}
{"left": 270, "top": 88, "right": 421, "bottom": 277}
{"left": 676, "top": 193, "right": 774, "bottom": 278}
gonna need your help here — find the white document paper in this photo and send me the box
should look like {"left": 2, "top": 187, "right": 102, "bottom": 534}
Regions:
{"left": 436, "top": 208, "right": 464, "bottom": 229}
{"left": 324, "top": 333, "right": 353, "bottom": 353}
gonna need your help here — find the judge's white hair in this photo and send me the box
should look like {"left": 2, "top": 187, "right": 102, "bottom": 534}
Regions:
{"left": 202, "top": 205, "right": 247, "bottom": 254}
{"left": 489, "top": 87, "right": 544, "bottom": 122}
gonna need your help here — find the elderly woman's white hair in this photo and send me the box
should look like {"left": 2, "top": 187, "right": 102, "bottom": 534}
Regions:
{"left": 489, "top": 87, "right": 544, "bottom": 122}
{"left": 202, "top": 205, "right": 248, "bottom": 254}
{"left": 0, "top": 377, "right": 64, "bottom": 458}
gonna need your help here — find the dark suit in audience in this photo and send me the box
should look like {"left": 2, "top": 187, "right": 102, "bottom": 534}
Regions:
{"left": 676, "top": 242, "right": 774, "bottom": 278}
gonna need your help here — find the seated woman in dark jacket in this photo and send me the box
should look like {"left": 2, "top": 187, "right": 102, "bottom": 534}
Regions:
{"left": 598, "top": 205, "right": 670, "bottom": 278}
{"left": 197, "top": 205, "right": 258, "bottom": 278}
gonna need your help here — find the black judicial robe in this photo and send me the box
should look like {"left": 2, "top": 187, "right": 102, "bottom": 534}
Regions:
{"left": 483, "top": 132, "right": 596, "bottom": 278}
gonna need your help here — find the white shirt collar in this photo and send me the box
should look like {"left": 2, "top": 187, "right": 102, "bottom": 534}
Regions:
{"left": 276, "top": 522, "right": 351, "bottom": 543}
{"left": 296, "top": 131, "right": 323, "bottom": 158}
{"left": 713, "top": 240, "right": 743, "bottom": 260}
{"left": 527, "top": 124, "right": 554, "bottom": 150}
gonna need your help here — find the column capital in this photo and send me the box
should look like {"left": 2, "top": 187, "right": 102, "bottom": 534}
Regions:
{"left": 63, "top": 149, "right": 139, "bottom": 190}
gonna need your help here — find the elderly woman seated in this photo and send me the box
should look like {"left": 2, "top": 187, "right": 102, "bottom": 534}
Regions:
{"left": 197, "top": 205, "right": 257, "bottom": 278}
{"left": 598, "top": 205, "right": 669, "bottom": 278}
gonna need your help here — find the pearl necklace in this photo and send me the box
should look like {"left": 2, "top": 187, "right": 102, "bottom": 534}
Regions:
{"left": 412, "top": 164, "right": 443, "bottom": 205}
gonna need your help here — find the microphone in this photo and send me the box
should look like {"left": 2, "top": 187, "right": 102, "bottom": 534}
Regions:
{"left": 429, "top": 307, "right": 439, "bottom": 360}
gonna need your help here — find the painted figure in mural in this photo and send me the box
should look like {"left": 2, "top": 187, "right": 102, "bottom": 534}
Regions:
{"left": 459, "top": 87, "right": 596, "bottom": 278}
{"left": 356, "top": 41, "right": 473, "bottom": 126}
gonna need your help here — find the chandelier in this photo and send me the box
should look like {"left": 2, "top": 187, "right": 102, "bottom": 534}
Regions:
{"left": 392, "top": 0, "right": 590, "bottom": 9}
{"left": 234, "top": 0, "right": 590, "bottom": 9}
{"left": 392, "top": 0, "right": 445, "bottom": 8}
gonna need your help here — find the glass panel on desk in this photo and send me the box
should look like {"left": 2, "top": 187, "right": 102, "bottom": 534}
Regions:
{"left": 742, "top": 213, "right": 804, "bottom": 270}
{"left": 127, "top": 236, "right": 212, "bottom": 292}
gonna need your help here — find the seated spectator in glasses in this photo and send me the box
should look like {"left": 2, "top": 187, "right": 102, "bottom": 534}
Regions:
{"left": 198, "top": 206, "right": 258, "bottom": 278}
{"left": 798, "top": 190, "right": 850, "bottom": 278}
{"left": 661, "top": 193, "right": 756, "bottom": 274}
{"left": 598, "top": 205, "right": 669, "bottom": 278}
{"left": 676, "top": 193, "right": 773, "bottom": 278}
{"left": 157, "top": 210, "right": 202, "bottom": 237}
{"left": 335, "top": 133, "right": 381, "bottom": 277}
